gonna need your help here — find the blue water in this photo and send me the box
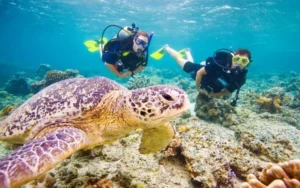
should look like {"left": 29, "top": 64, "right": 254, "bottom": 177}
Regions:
{"left": 0, "top": 0, "right": 300, "bottom": 79}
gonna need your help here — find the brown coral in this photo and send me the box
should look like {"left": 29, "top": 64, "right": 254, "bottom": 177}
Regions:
{"left": 164, "top": 138, "right": 182, "bottom": 156}
{"left": 242, "top": 159, "right": 300, "bottom": 188}
{"left": 257, "top": 96, "right": 281, "bottom": 113}
{"left": 178, "top": 125, "right": 191, "bottom": 133}
{"left": 84, "top": 178, "right": 113, "bottom": 188}
{"left": 45, "top": 70, "right": 71, "bottom": 86}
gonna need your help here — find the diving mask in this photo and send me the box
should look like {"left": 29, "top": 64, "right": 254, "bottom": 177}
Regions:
{"left": 134, "top": 36, "right": 148, "bottom": 48}
{"left": 232, "top": 55, "right": 250, "bottom": 67}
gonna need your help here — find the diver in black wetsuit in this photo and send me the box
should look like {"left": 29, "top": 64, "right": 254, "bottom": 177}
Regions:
{"left": 163, "top": 45, "right": 252, "bottom": 105}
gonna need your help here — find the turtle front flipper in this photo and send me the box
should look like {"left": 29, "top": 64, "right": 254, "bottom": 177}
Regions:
{"left": 139, "top": 122, "right": 175, "bottom": 154}
{"left": 0, "top": 127, "right": 87, "bottom": 188}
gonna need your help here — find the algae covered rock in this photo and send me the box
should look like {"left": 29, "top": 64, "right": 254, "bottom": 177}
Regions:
{"left": 53, "top": 133, "right": 192, "bottom": 188}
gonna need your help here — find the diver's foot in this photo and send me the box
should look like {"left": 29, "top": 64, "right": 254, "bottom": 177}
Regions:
{"left": 184, "top": 48, "right": 191, "bottom": 56}
{"left": 162, "top": 44, "right": 169, "bottom": 52}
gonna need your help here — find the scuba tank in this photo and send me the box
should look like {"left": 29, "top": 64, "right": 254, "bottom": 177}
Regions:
{"left": 115, "top": 24, "right": 139, "bottom": 39}
{"left": 101, "top": 23, "right": 139, "bottom": 43}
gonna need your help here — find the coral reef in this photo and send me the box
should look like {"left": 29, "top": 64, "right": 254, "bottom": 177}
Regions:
{"left": 174, "top": 121, "right": 266, "bottom": 187}
{"left": 168, "top": 111, "right": 300, "bottom": 187}
{"left": 4, "top": 72, "right": 30, "bottom": 96}
{"left": 164, "top": 138, "right": 183, "bottom": 157}
{"left": 0, "top": 67, "right": 299, "bottom": 188}
{"left": 45, "top": 70, "right": 73, "bottom": 86}
{"left": 242, "top": 159, "right": 300, "bottom": 188}
{"left": 84, "top": 178, "right": 113, "bottom": 188}
{"left": 143, "top": 67, "right": 183, "bottom": 79}
{"left": 65, "top": 69, "right": 80, "bottom": 77}
{"left": 127, "top": 74, "right": 158, "bottom": 90}
{"left": 289, "top": 92, "right": 300, "bottom": 109}
{"left": 256, "top": 87, "right": 285, "bottom": 113}
{"left": 45, "top": 69, "right": 82, "bottom": 86}
{"left": 286, "top": 81, "right": 300, "bottom": 92}
{"left": 175, "top": 77, "right": 192, "bottom": 91}
{"left": 30, "top": 80, "right": 46, "bottom": 94}
{"left": 257, "top": 96, "right": 281, "bottom": 113}
{"left": 25, "top": 173, "right": 56, "bottom": 188}
{"left": 194, "top": 93, "right": 243, "bottom": 126}
{"left": 29, "top": 69, "right": 83, "bottom": 93}
{"left": 0, "top": 91, "right": 10, "bottom": 99}
{"left": 35, "top": 64, "right": 51, "bottom": 80}
{"left": 0, "top": 62, "right": 35, "bottom": 87}
{"left": 0, "top": 90, "right": 28, "bottom": 112}
{"left": 52, "top": 133, "right": 192, "bottom": 188}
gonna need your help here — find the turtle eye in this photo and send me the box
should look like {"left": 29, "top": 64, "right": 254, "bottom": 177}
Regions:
{"left": 161, "top": 93, "right": 174, "bottom": 101}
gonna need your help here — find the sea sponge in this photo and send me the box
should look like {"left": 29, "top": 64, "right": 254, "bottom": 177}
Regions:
{"left": 242, "top": 159, "right": 300, "bottom": 188}
{"left": 257, "top": 96, "right": 281, "bottom": 113}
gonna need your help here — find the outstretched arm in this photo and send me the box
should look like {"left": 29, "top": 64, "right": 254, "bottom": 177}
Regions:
{"left": 133, "top": 66, "right": 145, "bottom": 74}
{"left": 195, "top": 67, "right": 207, "bottom": 92}
{"left": 208, "top": 90, "right": 231, "bottom": 98}
{"left": 115, "top": 66, "right": 145, "bottom": 79}
{"left": 105, "top": 63, "right": 122, "bottom": 77}
{"left": 0, "top": 127, "right": 87, "bottom": 188}
{"left": 104, "top": 63, "right": 132, "bottom": 78}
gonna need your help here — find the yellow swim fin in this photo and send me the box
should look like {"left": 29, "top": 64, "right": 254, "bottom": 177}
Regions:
{"left": 150, "top": 47, "right": 165, "bottom": 60}
{"left": 177, "top": 48, "right": 187, "bottom": 58}
{"left": 84, "top": 37, "right": 108, "bottom": 53}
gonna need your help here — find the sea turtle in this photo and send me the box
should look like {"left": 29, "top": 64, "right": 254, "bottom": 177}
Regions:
{"left": 0, "top": 76, "right": 190, "bottom": 188}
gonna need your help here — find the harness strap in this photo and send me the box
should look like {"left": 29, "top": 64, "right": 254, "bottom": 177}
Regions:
{"left": 231, "top": 88, "right": 240, "bottom": 106}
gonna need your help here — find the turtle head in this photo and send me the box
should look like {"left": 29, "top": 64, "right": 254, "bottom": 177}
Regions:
{"left": 128, "top": 85, "right": 190, "bottom": 126}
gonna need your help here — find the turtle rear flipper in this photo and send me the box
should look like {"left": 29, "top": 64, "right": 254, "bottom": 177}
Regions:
{"left": 139, "top": 122, "right": 175, "bottom": 154}
{"left": 0, "top": 127, "right": 87, "bottom": 188}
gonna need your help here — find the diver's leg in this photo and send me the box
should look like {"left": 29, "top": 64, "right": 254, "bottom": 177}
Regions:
{"left": 184, "top": 48, "right": 194, "bottom": 63}
{"left": 164, "top": 45, "right": 188, "bottom": 69}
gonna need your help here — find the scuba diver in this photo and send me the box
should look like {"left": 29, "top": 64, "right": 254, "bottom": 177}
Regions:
{"left": 150, "top": 45, "right": 252, "bottom": 106}
{"left": 84, "top": 24, "right": 153, "bottom": 78}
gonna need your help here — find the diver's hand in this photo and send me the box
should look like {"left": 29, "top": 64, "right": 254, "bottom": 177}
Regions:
{"left": 119, "top": 71, "right": 132, "bottom": 78}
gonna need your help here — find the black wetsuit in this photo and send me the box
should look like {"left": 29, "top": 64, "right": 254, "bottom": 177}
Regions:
{"left": 183, "top": 52, "right": 248, "bottom": 93}
{"left": 102, "top": 37, "right": 146, "bottom": 73}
